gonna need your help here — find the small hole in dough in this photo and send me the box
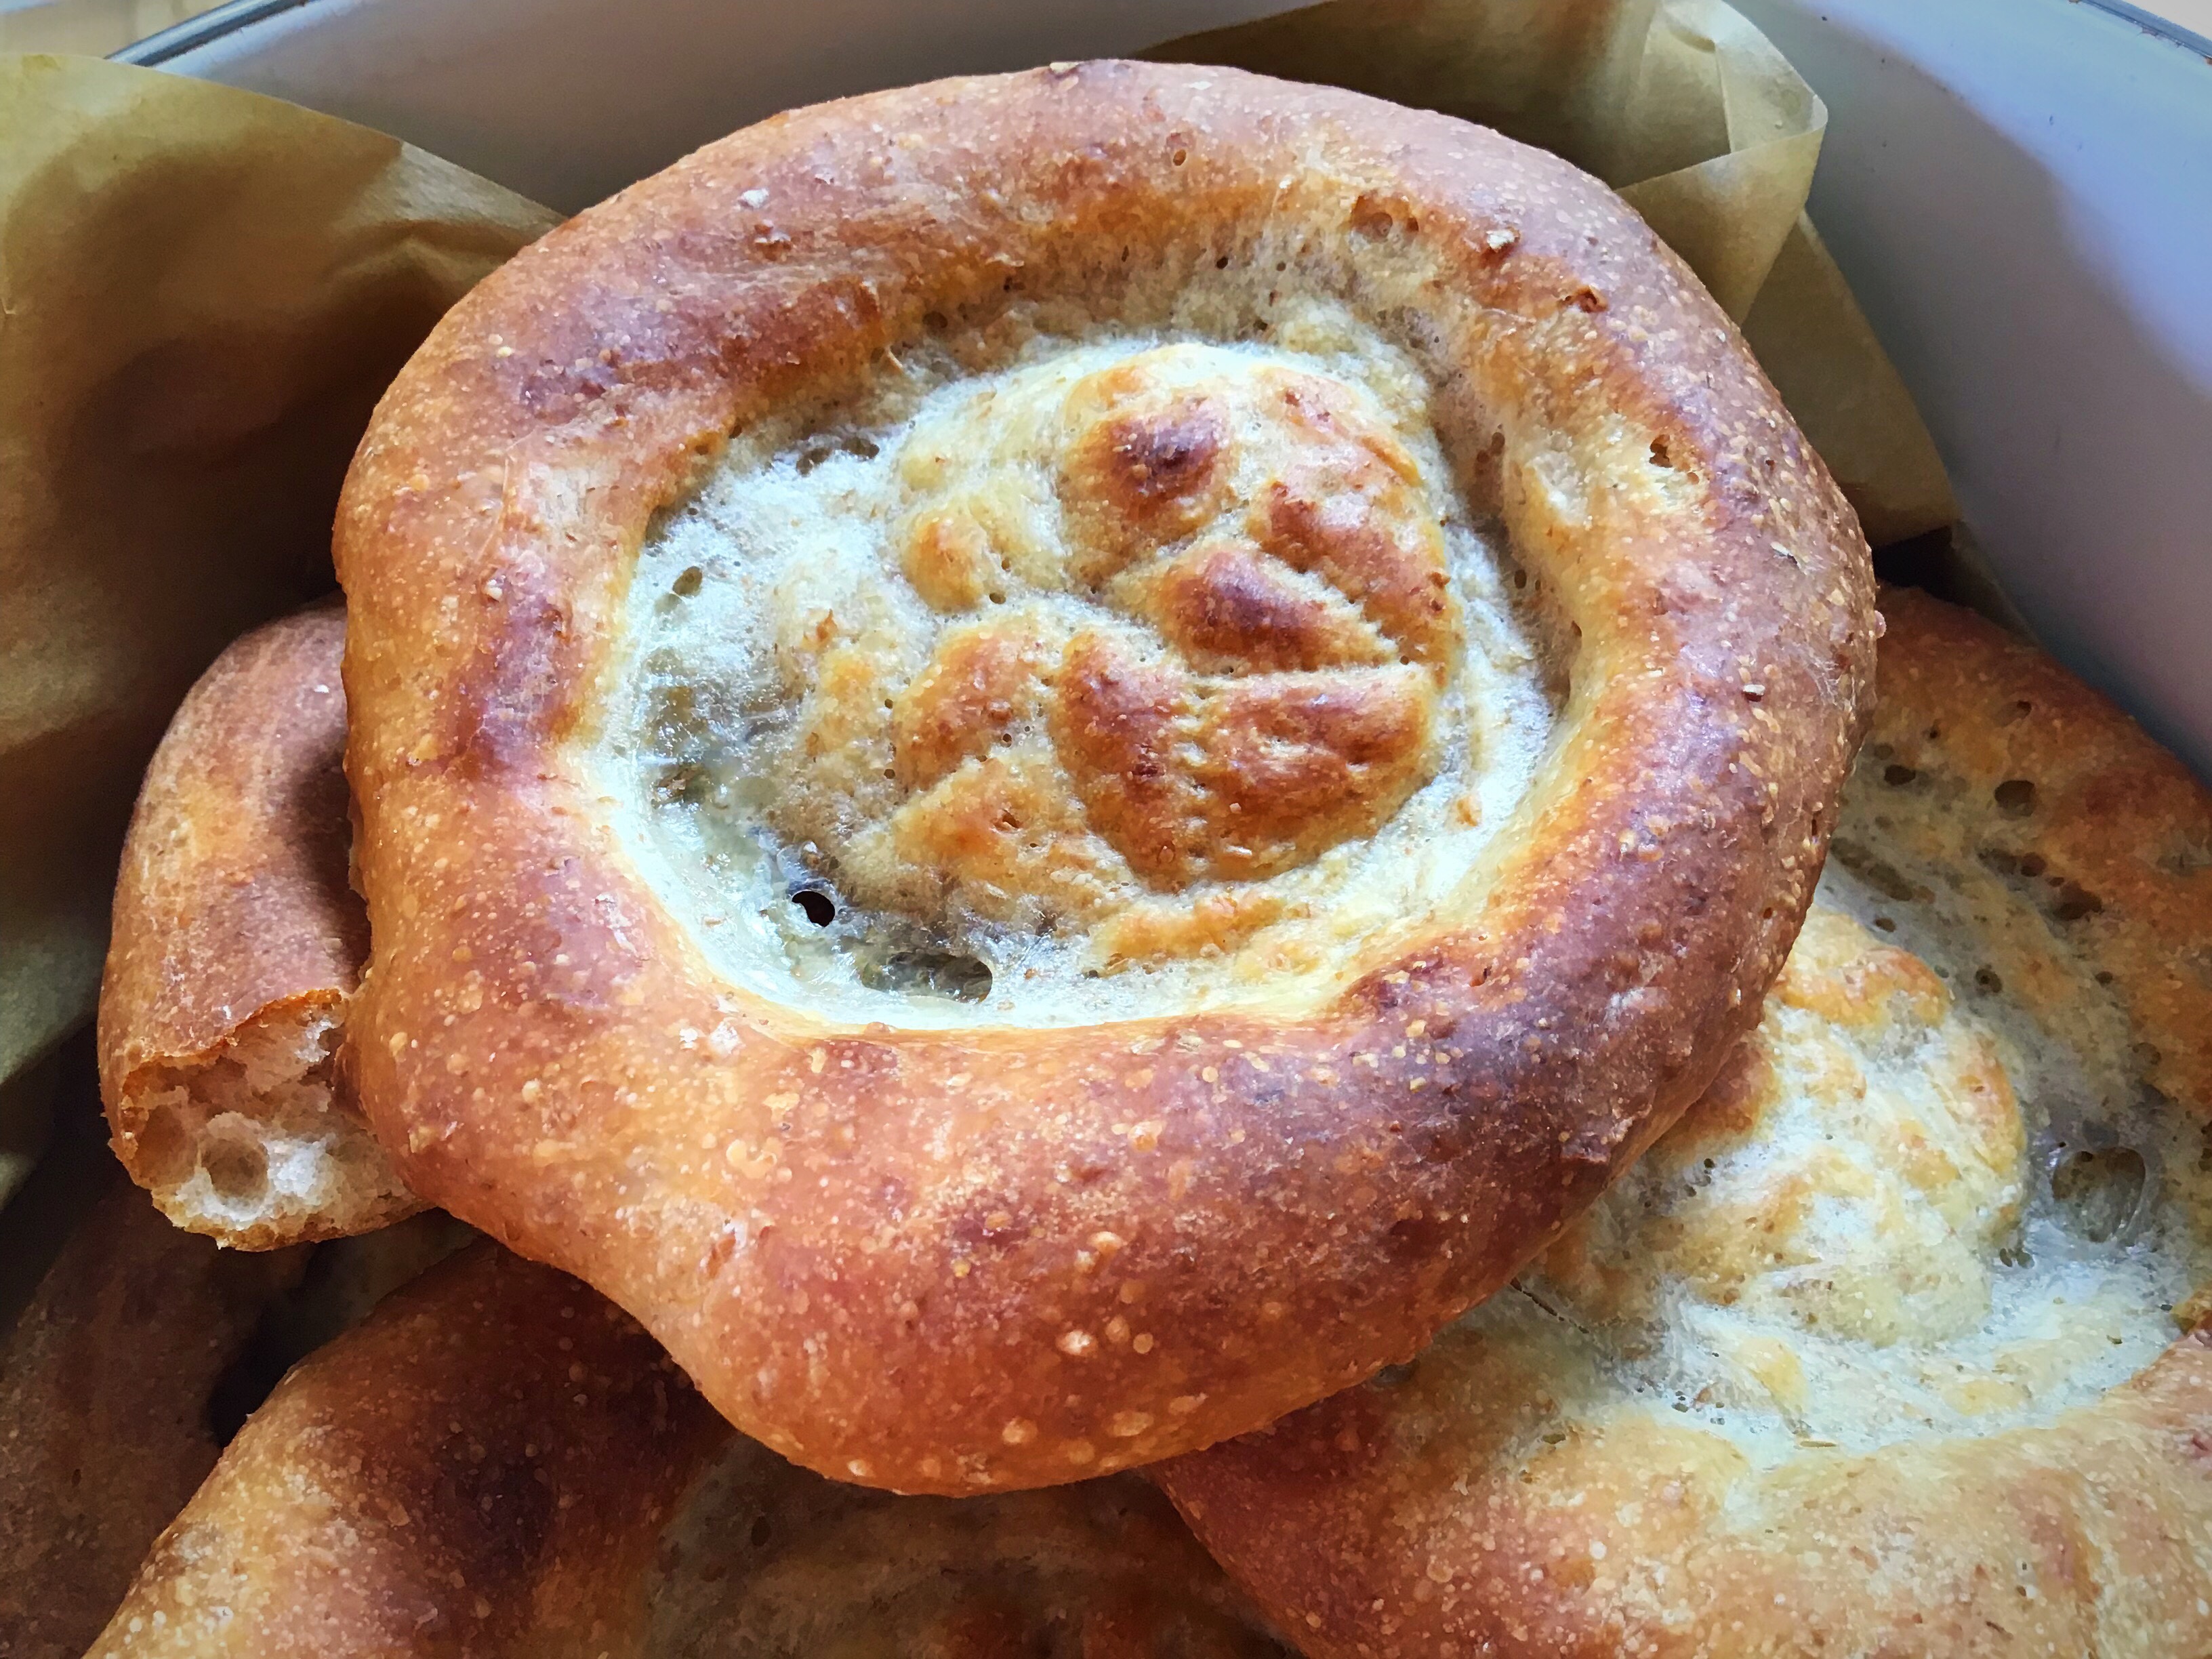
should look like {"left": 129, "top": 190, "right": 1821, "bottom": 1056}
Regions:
{"left": 793, "top": 890, "right": 837, "bottom": 926}
{"left": 137, "top": 1101, "right": 197, "bottom": 1186}
{"left": 200, "top": 1131, "right": 269, "bottom": 1206}
{"left": 2051, "top": 1145, "right": 2147, "bottom": 1244}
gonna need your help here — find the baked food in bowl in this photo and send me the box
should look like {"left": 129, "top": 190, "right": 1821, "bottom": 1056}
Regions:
{"left": 335, "top": 61, "right": 1875, "bottom": 1490}
{"left": 1159, "top": 590, "right": 2212, "bottom": 1656}
{"left": 90, "top": 1242, "right": 1290, "bottom": 1658}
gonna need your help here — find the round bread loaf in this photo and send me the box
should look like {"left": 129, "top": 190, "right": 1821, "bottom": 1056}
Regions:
{"left": 0, "top": 1180, "right": 466, "bottom": 1659}
{"left": 99, "top": 604, "right": 415, "bottom": 1247}
{"left": 335, "top": 60, "right": 1875, "bottom": 1490}
{"left": 1159, "top": 590, "right": 2212, "bottom": 1656}
{"left": 89, "top": 1240, "right": 1290, "bottom": 1658}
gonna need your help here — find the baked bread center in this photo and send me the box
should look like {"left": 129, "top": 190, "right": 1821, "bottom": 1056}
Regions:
{"left": 615, "top": 317, "right": 1552, "bottom": 1023}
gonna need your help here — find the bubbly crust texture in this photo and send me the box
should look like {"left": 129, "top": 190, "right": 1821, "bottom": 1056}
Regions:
{"left": 0, "top": 1180, "right": 304, "bottom": 1659}
{"left": 335, "top": 62, "right": 1873, "bottom": 1490}
{"left": 98, "top": 605, "right": 416, "bottom": 1248}
{"left": 89, "top": 1242, "right": 1290, "bottom": 1658}
{"left": 1160, "top": 591, "right": 2212, "bottom": 1658}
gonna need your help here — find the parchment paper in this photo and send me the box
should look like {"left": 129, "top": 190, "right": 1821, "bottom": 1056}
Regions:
{"left": 0, "top": 57, "right": 557, "bottom": 1145}
{"left": 0, "top": 6, "right": 1955, "bottom": 1196}
{"left": 1153, "top": 0, "right": 1958, "bottom": 546}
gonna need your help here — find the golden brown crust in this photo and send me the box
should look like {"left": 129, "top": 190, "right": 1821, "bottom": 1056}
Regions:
{"left": 89, "top": 1242, "right": 1290, "bottom": 1658}
{"left": 0, "top": 1178, "right": 304, "bottom": 1659}
{"left": 1158, "top": 591, "right": 2212, "bottom": 1657}
{"left": 97, "top": 605, "right": 415, "bottom": 1246}
{"left": 1865, "top": 589, "right": 2212, "bottom": 1116}
{"left": 335, "top": 62, "right": 1873, "bottom": 1489}
{"left": 90, "top": 1244, "right": 724, "bottom": 1658}
{"left": 1166, "top": 1333, "right": 2212, "bottom": 1658}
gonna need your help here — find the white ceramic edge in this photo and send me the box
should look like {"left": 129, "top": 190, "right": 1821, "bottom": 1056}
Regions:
{"left": 1738, "top": 0, "right": 2212, "bottom": 775}
{"left": 148, "top": 0, "right": 2212, "bottom": 774}
{"left": 141, "top": 0, "right": 1298, "bottom": 213}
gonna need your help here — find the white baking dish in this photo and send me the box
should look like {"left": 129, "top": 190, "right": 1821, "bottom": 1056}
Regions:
{"left": 125, "top": 0, "right": 2212, "bottom": 773}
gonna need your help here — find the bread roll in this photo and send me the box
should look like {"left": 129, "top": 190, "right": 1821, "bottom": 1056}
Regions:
{"left": 0, "top": 1179, "right": 302, "bottom": 1659}
{"left": 335, "top": 62, "right": 1872, "bottom": 1488}
{"left": 89, "top": 1241, "right": 1290, "bottom": 1657}
{"left": 98, "top": 604, "right": 415, "bottom": 1247}
{"left": 0, "top": 1179, "right": 468, "bottom": 1659}
{"left": 1160, "top": 590, "right": 2212, "bottom": 1656}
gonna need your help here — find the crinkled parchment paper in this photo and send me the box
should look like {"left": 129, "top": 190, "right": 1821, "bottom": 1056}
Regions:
{"left": 0, "top": 56, "right": 556, "bottom": 1206}
{"left": 0, "top": 4, "right": 1952, "bottom": 1207}
{"left": 1154, "top": 0, "right": 1957, "bottom": 546}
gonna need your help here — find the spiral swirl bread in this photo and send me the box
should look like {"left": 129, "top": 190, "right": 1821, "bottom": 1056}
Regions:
{"left": 335, "top": 62, "right": 1874, "bottom": 1490}
{"left": 90, "top": 1242, "right": 1289, "bottom": 1658}
{"left": 1160, "top": 592, "right": 2212, "bottom": 1656}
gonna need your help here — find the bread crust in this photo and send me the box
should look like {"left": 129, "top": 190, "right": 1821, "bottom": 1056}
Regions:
{"left": 1158, "top": 590, "right": 2212, "bottom": 1657}
{"left": 0, "top": 1178, "right": 303, "bottom": 1659}
{"left": 335, "top": 62, "right": 1873, "bottom": 1489}
{"left": 87, "top": 1244, "right": 725, "bottom": 1658}
{"left": 87, "top": 1242, "right": 1290, "bottom": 1658}
{"left": 98, "top": 604, "right": 415, "bottom": 1246}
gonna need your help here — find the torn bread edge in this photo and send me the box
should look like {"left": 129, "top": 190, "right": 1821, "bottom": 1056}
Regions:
{"left": 97, "top": 602, "right": 417, "bottom": 1248}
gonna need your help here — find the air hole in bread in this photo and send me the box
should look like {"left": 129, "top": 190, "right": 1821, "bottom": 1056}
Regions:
{"left": 792, "top": 888, "right": 837, "bottom": 927}
{"left": 137, "top": 1098, "right": 197, "bottom": 1186}
{"left": 199, "top": 1126, "right": 270, "bottom": 1206}
{"left": 1832, "top": 838, "right": 1928, "bottom": 903}
{"left": 2049, "top": 881, "right": 2104, "bottom": 923}
{"left": 2158, "top": 836, "right": 2212, "bottom": 876}
{"left": 1994, "top": 778, "right": 2037, "bottom": 817}
{"left": 2051, "top": 1145, "right": 2148, "bottom": 1244}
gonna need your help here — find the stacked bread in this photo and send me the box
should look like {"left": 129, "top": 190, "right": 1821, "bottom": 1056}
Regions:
{"left": 20, "top": 60, "right": 2206, "bottom": 1658}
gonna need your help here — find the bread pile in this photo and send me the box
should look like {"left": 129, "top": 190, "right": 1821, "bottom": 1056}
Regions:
{"left": 1162, "top": 592, "right": 2212, "bottom": 1654}
{"left": 16, "top": 58, "right": 2205, "bottom": 1659}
